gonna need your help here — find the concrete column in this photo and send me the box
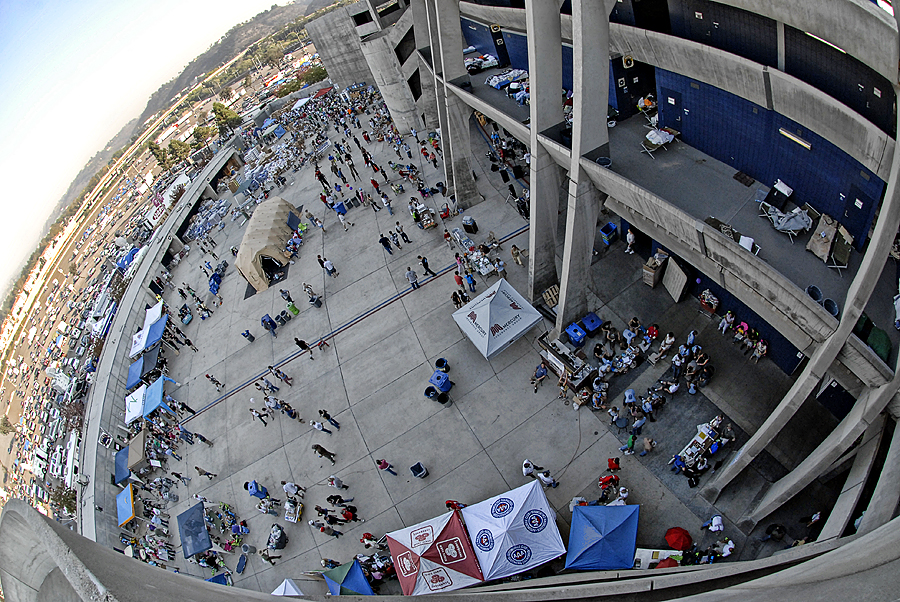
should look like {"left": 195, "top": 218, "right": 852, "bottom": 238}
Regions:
{"left": 410, "top": 0, "right": 439, "bottom": 130}
{"left": 203, "top": 183, "right": 216, "bottom": 200}
{"left": 365, "top": 0, "right": 385, "bottom": 30}
{"left": 553, "top": 0, "right": 614, "bottom": 330}
{"left": 857, "top": 418, "right": 900, "bottom": 536}
{"left": 525, "top": 0, "right": 564, "bottom": 302}
{"left": 433, "top": 0, "right": 479, "bottom": 207}
{"left": 700, "top": 99, "right": 900, "bottom": 504}
{"left": 776, "top": 22, "right": 785, "bottom": 72}
{"left": 423, "top": 0, "right": 453, "bottom": 187}
{"left": 742, "top": 377, "right": 900, "bottom": 529}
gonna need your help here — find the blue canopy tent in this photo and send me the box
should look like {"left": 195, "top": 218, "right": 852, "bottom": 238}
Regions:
{"left": 323, "top": 559, "right": 374, "bottom": 596}
{"left": 144, "top": 315, "right": 168, "bottom": 349}
{"left": 125, "top": 344, "right": 161, "bottom": 389}
{"left": 565, "top": 505, "right": 640, "bottom": 571}
{"left": 142, "top": 377, "right": 177, "bottom": 419}
{"left": 116, "top": 247, "right": 139, "bottom": 272}
{"left": 126, "top": 359, "right": 144, "bottom": 390}
{"left": 116, "top": 484, "right": 136, "bottom": 527}
{"left": 177, "top": 502, "right": 212, "bottom": 559}
{"left": 205, "top": 573, "right": 230, "bottom": 586}
{"left": 114, "top": 446, "right": 131, "bottom": 484}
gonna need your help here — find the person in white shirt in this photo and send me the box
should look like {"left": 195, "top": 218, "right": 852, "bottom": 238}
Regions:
{"left": 538, "top": 471, "right": 559, "bottom": 488}
{"left": 281, "top": 481, "right": 305, "bottom": 499}
{"left": 522, "top": 459, "right": 544, "bottom": 479}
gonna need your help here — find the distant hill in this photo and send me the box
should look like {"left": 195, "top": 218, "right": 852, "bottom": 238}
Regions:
{"left": 132, "top": 1, "right": 315, "bottom": 132}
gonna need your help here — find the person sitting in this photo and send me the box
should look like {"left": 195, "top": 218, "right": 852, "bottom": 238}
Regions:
{"left": 732, "top": 322, "right": 749, "bottom": 345}
{"left": 742, "top": 328, "right": 760, "bottom": 354}
{"left": 623, "top": 326, "right": 639, "bottom": 346}
{"left": 670, "top": 454, "right": 687, "bottom": 474}
{"left": 530, "top": 361, "right": 548, "bottom": 392}
{"left": 750, "top": 339, "right": 767, "bottom": 363}
{"left": 655, "top": 379, "right": 680, "bottom": 396}
{"left": 592, "top": 377, "right": 608, "bottom": 394}
{"left": 607, "top": 457, "right": 621, "bottom": 473}
{"left": 697, "top": 365, "right": 715, "bottom": 387}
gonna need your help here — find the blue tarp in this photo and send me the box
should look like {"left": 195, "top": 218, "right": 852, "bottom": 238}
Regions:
{"left": 177, "top": 502, "right": 212, "bottom": 559}
{"left": 142, "top": 377, "right": 176, "bottom": 418}
{"left": 274, "top": 125, "right": 286, "bottom": 138}
{"left": 323, "top": 559, "right": 374, "bottom": 596}
{"left": 144, "top": 315, "right": 168, "bottom": 349}
{"left": 565, "top": 505, "right": 640, "bottom": 571}
{"left": 114, "top": 446, "right": 130, "bottom": 484}
{"left": 116, "top": 484, "right": 135, "bottom": 526}
{"left": 116, "top": 247, "right": 139, "bottom": 271}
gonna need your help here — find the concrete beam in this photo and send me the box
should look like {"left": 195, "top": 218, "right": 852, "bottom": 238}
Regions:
{"left": 858, "top": 419, "right": 900, "bottom": 535}
{"left": 817, "top": 416, "right": 885, "bottom": 541}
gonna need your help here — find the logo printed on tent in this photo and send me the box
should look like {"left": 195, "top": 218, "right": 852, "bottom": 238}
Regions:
{"left": 475, "top": 529, "right": 494, "bottom": 551}
{"left": 491, "top": 498, "right": 515, "bottom": 518}
{"left": 436, "top": 537, "right": 467, "bottom": 563}
{"left": 524, "top": 509, "right": 548, "bottom": 533}
{"left": 506, "top": 544, "right": 532, "bottom": 565}
{"left": 397, "top": 551, "right": 418, "bottom": 577}
{"left": 411, "top": 525, "right": 435, "bottom": 547}
{"left": 423, "top": 567, "right": 453, "bottom": 591}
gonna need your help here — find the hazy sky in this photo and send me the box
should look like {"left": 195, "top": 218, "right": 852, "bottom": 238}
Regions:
{"left": 0, "top": 0, "right": 287, "bottom": 293}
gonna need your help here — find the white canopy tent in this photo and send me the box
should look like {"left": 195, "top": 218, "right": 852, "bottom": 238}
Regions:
{"left": 291, "top": 97, "right": 312, "bottom": 112}
{"left": 124, "top": 384, "right": 147, "bottom": 425}
{"left": 461, "top": 480, "right": 566, "bottom": 580}
{"left": 452, "top": 279, "right": 544, "bottom": 359}
{"left": 128, "top": 301, "right": 164, "bottom": 358}
{"left": 271, "top": 578, "right": 304, "bottom": 596}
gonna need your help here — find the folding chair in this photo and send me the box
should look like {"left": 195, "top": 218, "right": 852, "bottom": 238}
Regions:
{"left": 827, "top": 226, "right": 853, "bottom": 276}
{"left": 641, "top": 139, "right": 665, "bottom": 159}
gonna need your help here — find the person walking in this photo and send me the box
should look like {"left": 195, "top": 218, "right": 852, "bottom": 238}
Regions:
{"left": 327, "top": 475, "right": 349, "bottom": 490}
{"left": 464, "top": 272, "right": 476, "bottom": 293}
{"left": 454, "top": 271, "right": 464, "bottom": 288}
{"left": 268, "top": 366, "right": 293, "bottom": 385}
{"left": 194, "top": 432, "right": 213, "bottom": 446}
{"left": 195, "top": 466, "right": 217, "bottom": 480}
{"left": 171, "top": 471, "right": 191, "bottom": 486}
{"left": 206, "top": 374, "right": 223, "bottom": 391}
{"left": 522, "top": 459, "right": 545, "bottom": 479}
{"left": 294, "top": 338, "right": 314, "bottom": 359}
{"left": 312, "top": 420, "right": 333, "bottom": 435}
{"left": 395, "top": 222, "right": 410, "bottom": 243}
{"left": 282, "top": 481, "right": 306, "bottom": 499}
{"left": 327, "top": 494, "right": 353, "bottom": 507}
{"left": 323, "top": 257, "right": 338, "bottom": 277}
{"left": 379, "top": 234, "right": 393, "bottom": 255}
{"left": 390, "top": 231, "right": 402, "bottom": 249}
{"left": 319, "top": 409, "right": 340, "bottom": 430}
{"left": 319, "top": 523, "right": 343, "bottom": 538}
{"left": 417, "top": 255, "right": 437, "bottom": 277}
{"left": 538, "top": 470, "right": 559, "bottom": 488}
{"left": 337, "top": 212, "right": 354, "bottom": 231}
{"left": 405, "top": 267, "right": 420, "bottom": 290}
{"left": 249, "top": 407, "right": 268, "bottom": 426}
{"left": 375, "top": 458, "right": 397, "bottom": 476}
{"left": 280, "top": 289, "right": 293, "bottom": 303}
{"left": 313, "top": 444, "right": 336, "bottom": 465}
{"left": 510, "top": 245, "right": 524, "bottom": 266}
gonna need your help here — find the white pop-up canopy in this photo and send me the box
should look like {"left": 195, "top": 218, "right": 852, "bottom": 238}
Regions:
{"left": 461, "top": 480, "right": 566, "bottom": 581}
{"left": 129, "top": 301, "right": 164, "bottom": 358}
{"left": 452, "top": 279, "right": 544, "bottom": 359}
{"left": 124, "top": 384, "right": 147, "bottom": 425}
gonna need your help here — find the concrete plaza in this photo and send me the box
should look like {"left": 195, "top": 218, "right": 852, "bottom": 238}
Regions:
{"left": 148, "top": 115, "right": 835, "bottom": 595}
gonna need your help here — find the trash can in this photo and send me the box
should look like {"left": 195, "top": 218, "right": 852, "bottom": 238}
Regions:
{"left": 806, "top": 285, "right": 824, "bottom": 305}
{"left": 274, "top": 314, "right": 286, "bottom": 326}
{"left": 462, "top": 216, "right": 478, "bottom": 234}
{"left": 565, "top": 322, "right": 587, "bottom": 348}
{"left": 309, "top": 295, "right": 322, "bottom": 308}
{"left": 424, "top": 386, "right": 438, "bottom": 399}
{"left": 410, "top": 462, "right": 429, "bottom": 478}
{"left": 241, "top": 543, "right": 257, "bottom": 555}
{"left": 429, "top": 370, "right": 452, "bottom": 392}
{"left": 242, "top": 331, "right": 255, "bottom": 342}
{"left": 600, "top": 222, "right": 618, "bottom": 245}
{"left": 280, "top": 310, "right": 291, "bottom": 322}
{"left": 823, "top": 298, "right": 840, "bottom": 317}
{"left": 435, "top": 358, "right": 449, "bottom": 373}
{"left": 286, "top": 301, "right": 299, "bottom": 316}
{"left": 436, "top": 392, "right": 452, "bottom": 406}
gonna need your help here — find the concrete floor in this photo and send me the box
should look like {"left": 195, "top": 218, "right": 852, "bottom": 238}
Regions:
{"left": 110, "top": 109, "right": 840, "bottom": 595}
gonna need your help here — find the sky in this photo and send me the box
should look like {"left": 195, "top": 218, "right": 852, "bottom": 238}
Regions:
{"left": 0, "top": 0, "right": 288, "bottom": 294}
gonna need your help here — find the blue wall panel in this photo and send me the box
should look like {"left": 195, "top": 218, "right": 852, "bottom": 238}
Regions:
{"left": 460, "top": 18, "right": 496, "bottom": 56}
{"left": 501, "top": 29, "right": 529, "bottom": 70}
{"left": 667, "top": 0, "right": 777, "bottom": 67}
{"left": 656, "top": 69, "right": 884, "bottom": 249}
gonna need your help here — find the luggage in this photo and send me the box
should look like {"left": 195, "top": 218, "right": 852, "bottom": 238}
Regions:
{"left": 268, "top": 524, "right": 288, "bottom": 550}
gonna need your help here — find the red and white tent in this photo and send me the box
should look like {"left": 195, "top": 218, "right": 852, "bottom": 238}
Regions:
{"left": 387, "top": 511, "right": 484, "bottom": 595}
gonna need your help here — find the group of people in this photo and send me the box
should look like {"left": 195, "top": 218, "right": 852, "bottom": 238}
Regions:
{"left": 718, "top": 310, "right": 768, "bottom": 363}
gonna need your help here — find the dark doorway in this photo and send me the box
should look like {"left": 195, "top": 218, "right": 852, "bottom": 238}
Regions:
{"left": 633, "top": 0, "right": 671, "bottom": 34}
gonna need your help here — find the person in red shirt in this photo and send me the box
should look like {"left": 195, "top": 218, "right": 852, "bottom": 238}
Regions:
{"left": 454, "top": 271, "right": 464, "bottom": 287}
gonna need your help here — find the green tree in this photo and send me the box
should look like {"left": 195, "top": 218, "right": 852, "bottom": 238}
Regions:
{"left": 301, "top": 65, "right": 328, "bottom": 86}
{"left": 192, "top": 126, "right": 215, "bottom": 149}
{"left": 244, "top": 75, "right": 252, "bottom": 88}
{"left": 263, "top": 46, "right": 283, "bottom": 68}
{"left": 147, "top": 141, "right": 171, "bottom": 170}
{"left": 168, "top": 139, "right": 191, "bottom": 162}
{"left": 50, "top": 485, "right": 77, "bottom": 515}
{"left": 0, "top": 416, "right": 14, "bottom": 435}
{"left": 220, "top": 86, "right": 233, "bottom": 102}
{"left": 211, "top": 102, "right": 243, "bottom": 136}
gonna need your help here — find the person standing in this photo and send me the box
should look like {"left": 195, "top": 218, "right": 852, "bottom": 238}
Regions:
{"left": 294, "top": 338, "right": 314, "bottom": 360}
{"left": 171, "top": 471, "right": 191, "bottom": 486}
{"left": 417, "top": 255, "right": 437, "bottom": 277}
{"left": 379, "top": 234, "right": 393, "bottom": 255}
{"left": 375, "top": 458, "right": 397, "bottom": 476}
{"left": 464, "top": 272, "right": 476, "bottom": 293}
{"left": 382, "top": 194, "right": 394, "bottom": 215}
{"left": 313, "top": 444, "right": 336, "bottom": 465}
{"left": 454, "top": 271, "right": 464, "bottom": 288}
{"left": 443, "top": 229, "right": 453, "bottom": 249}
{"left": 405, "top": 267, "right": 420, "bottom": 290}
{"left": 395, "top": 222, "right": 410, "bottom": 243}
{"left": 282, "top": 481, "right": 306, "bottom": 499}
{"left": 327, "top": 475, "right": 349, "bottom": 490}
{"left": 495, "top": 258, "right": 507, "bottom": 279}
{"left": 244, "top": 480, "right": 269, "bottom": 500}
{"left": 319, "top": 409, "right": 340, "bottom": 430}
{"left": 522, "top": 459, "right": 544, "bottom": 479}
{"left": 411, "top": 127, "right": 418, "bottom": 142}
{"left": 206, "top": 374, "right": 223, "bottom": 391}
{"left": 195, "top": 466, "right": 217, "bottom": 480}
{"left": 625, "top": 228, "right": 636, "bottom": 254}
{"left": 280, "top": 289, "right": 293, "bottom": 303}
{"left": 538, "top": 470, "right": 559, "bottom": 488}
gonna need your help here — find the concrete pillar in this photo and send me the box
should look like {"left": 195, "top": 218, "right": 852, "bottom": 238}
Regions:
{"left": 742, "top": 377, "right": 900, "bottom": 529}
{"left": 410, "top": 0, "right": 439, "bottom": 130}
{"left": 361, "top": 30, "right": 420, "bottom": 135}
{"left": 432, "top": 0, "right": 480, "bottom": 207}
{"left": 857, "top": 418, "right": 900, "bottom": 536}
{"left": 423, "top": 0, "right": 453, "bottom": 188}
{"left": 553, "top": 0, "right": 615, "bottom": 330}
{"left": 365, "top": 0, "right": 385, "bottom": 30}
{"left": 204, "top": 183, "right": 217, "bottom": 200}
{"left": 700, "top": 100, "right": 900, "bottom": 505}
{"left": 525, "top": 0, "right": 564, "bottom": 302}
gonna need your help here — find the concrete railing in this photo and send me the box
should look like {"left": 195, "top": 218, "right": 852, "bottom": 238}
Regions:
{"left": 79, "top": 146, "right": 238, "bottom": 543}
